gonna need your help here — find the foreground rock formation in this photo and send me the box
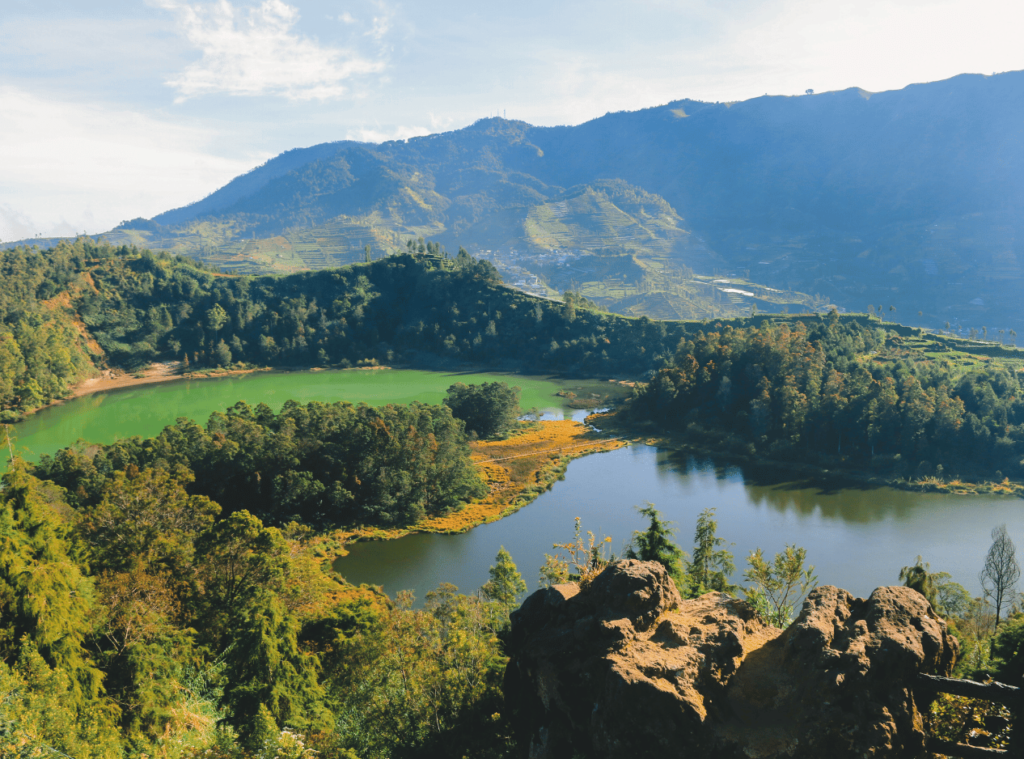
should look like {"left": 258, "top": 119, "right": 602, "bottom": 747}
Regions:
{"left": 504, "top": 560, "right": 958, "bottom": 758}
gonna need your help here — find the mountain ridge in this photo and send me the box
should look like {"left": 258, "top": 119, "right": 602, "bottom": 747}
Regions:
{"left": 12, "top": 70, "right": 1024, "bottom": 330}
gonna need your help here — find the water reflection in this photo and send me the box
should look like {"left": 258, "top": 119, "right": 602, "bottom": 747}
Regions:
{"left": 529, "top": 407, "right": 599, "bottom": 423}
{"left": 336, "top": 443, "right": 1021, "bottom": 605}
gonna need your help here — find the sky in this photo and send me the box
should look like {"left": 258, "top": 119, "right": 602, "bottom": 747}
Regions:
{"left": 1, "top": 0, "right": 1022, "bottom": 241}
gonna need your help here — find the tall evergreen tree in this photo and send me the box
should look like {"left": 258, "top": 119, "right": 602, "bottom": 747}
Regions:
{"left": 221, "top": 592, "right": 327, "bottom": 747}
{"left": 0, "top": 460, "right": 104, "bottom": 706}
{"left": 0, "top": 642, "right": 121, "bottom": 759}
{"left": 193, "top": 511, "right": 290, "bottom": 645}
{"left": 625, "top": 503, "right": 686, "bottom": 586}
{"left": 686, "top": 508, "right": 735, "bottom": 597}
{"left": 480, "top": 546, "right": 527, "bottom": 618}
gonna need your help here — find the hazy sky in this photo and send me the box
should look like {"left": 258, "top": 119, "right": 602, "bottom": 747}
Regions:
{"left": 2, "top": 0, "right": 1021, "bottom": 240}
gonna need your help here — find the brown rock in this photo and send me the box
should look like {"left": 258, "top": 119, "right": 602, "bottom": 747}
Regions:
{"left": 504, "top": 561, "right": 958, "bottom": 759}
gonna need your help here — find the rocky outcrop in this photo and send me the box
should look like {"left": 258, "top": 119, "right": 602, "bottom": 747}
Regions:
{"left": 504, "top": 560, "right": 958, "bottom": 759}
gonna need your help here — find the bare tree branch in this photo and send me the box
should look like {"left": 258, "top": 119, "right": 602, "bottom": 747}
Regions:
{"left": 979, "top": 524, "right": 1020, "bottom": 629}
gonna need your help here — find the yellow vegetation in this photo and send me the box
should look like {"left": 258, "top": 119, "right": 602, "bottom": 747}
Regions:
{"left": 919, "top": 476, "right": 1024, "bottom": 496}
{"left": 322, "top": 420, "right": 627, "bottom": 555}
{"left": 425, "top": 419, "right": 627, "bottom": 532}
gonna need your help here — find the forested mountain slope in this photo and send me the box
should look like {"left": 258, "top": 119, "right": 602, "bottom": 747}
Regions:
{"left": 8, "top": 238, "right": 1024, "bottom": 490}
{"left": 0, "top": 240, "right": 688, "bottom": 419}
{"left": 48, "top": 70, "right": 1023, "bottom": 331}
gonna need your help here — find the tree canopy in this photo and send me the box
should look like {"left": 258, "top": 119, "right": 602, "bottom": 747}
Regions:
{"left": 444, "top": 381, "right": 521, "bottom": 439}
{"left": 629, "top": 316, "right": 1024, "bottom": 481}
{"left": 0, "top": 240, "right": 697, "bottom": 422}
{"left": 36, "top": 399, "right": 486, "bottom": 529}
{"left": 625, "top": 503, "right": 685, "bottom": 585}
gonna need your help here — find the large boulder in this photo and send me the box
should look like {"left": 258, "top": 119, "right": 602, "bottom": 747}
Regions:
{"left": 504, "top": 560, "right": 958, "bottom": 759}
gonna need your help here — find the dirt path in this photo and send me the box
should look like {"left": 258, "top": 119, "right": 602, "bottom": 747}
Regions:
{"left": 68, "top": 361, "right": 397, "bottom": 401}
{"left": 320, "top": 420, "right": 629, "bottom": 556}
{"left": 68, "top": 361, "right": 271, "bottom": 399}
{"left": 15, "top": 362, "right": 269, "bottom": 420}
{"left": 69, "top": 361, "right": 187, "bottom": 398}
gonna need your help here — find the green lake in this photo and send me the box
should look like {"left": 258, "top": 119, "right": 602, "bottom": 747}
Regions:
{"left": 12, "top": 369, "right": 615, "bottom": 462}
{"left": 15, "top": 368, "right": 1023, "bottom": 605}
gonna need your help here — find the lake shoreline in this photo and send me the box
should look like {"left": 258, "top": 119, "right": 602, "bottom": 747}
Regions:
{"left": 16, "top": 359, "right": 633, "bottom": 424}
{"left": 319, "top": 419, "right": 628, "bottom": 561}
{"left": 590, "top": 410, "right": 1024, "bottom": 498}
{"left": 17, "top": 362, "right": 406, "bottom": 421}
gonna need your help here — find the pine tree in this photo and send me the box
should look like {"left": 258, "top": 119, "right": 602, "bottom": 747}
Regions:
{"left": 0, "top": 642, "right": 121, "bottom": 759}
{"left": 686, "top": 508, "right": 735, "bottom": 597}
{"left": 0, "top": 460, "right": 104, "bottom": 706}
{"left": 193, "top": 511, "right": 290, "bottom": 646}
{"left": 480, "top": 546, "right": 527, "bottom": 616}
{"left": 626, "top": 503, "right": 686, "bottom": 586}
{"left": 220, "top": 593, "right": 327, "bottom": 746}
{"left": 246, "top": 703, "right": 282, "bottom": 757}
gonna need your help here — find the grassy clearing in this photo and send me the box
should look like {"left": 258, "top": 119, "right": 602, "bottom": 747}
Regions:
{"left": 873, "top": 331, "right": 1024, "bottom": 379}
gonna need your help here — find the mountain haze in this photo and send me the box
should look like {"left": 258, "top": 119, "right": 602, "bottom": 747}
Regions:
{"left": 23, "top": 70, "right": 1024, "bottom": 331}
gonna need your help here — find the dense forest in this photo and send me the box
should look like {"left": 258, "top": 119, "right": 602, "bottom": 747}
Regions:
{"left": 8, "top": 240, "right": 1024, "bottom": 754}
{"left": 35, "top": 399, "right": 485, "bottom": 529}
{"left": 7, "top": 240, "right": 1024, "bottom": 486}
{"left": 0, "top": 246, "right": 97, "bottom": 418}
{"left": 628, "top": 313, "right": 1024, "bottom": 480}
{"left": 0, "top": 239, "right": 686, "bottom": 420}
{"left": 8, "top": 450, "right": 1024, "bottom": 757}
{"left": 0, "top": 456, "right": 516, "bottom": 759}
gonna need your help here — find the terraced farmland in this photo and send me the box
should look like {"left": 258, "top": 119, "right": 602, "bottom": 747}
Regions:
{"left": 523, "top": 187, "right": 690, "bottom": 257}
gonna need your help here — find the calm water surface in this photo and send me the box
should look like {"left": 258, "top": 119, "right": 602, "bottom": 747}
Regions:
{"left": 17, "top": 370, "right": 1022, "bottom": 602}
{"left": 12, "top": 369, "right": 606, "bottom": 461}
{"left": 337, "top": 444, "right": 1024, "bottom": 602}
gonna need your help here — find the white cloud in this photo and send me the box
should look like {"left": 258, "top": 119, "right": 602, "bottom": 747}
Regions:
{"left": 154, "top": 0, "right": 387, "bottom": 101}
{"left": 366, "top": 2, "right": 392, "bottom": 43}
{"left": 0, "top": 87, "right": 263, "bottom": 240}
{"left": 0, "top": 205, "right": 41, "bottom": 243}
{"left": 345, "top": 124, "right": 431, "bottom": 143}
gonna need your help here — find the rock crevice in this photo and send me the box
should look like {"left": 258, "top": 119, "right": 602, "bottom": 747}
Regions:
{"left": 505, "top": 560, "right": 958, "bottom": 759}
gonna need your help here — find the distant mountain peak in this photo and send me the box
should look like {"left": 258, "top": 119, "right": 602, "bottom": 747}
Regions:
{"left": 72, "top": 69, "right": 1024, "bottom": 331}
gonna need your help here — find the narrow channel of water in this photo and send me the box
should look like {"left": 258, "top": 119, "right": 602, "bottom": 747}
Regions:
{"left": 336, "top": 444, "right": 1023, "bottom": 603}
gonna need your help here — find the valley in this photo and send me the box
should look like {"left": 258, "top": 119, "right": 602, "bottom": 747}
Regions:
{"left": 4, "top": 70, "right": 1024, "bottom": 752}
{"left": 3, "top": 243, "right": 1022, "bottom": 759}
{"left": 7, "top": 1, "right": 1024, "bottom": 752}
{"left": 13, "top": 360, "right": 1016, "bottom": 613}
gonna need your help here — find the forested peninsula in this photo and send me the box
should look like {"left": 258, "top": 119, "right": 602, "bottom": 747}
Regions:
{"left": 625, "top": 313, "right": 1024, "bottom": 486}
{"left": 5, "top": 238, "right": 1024, "bottom": 487}
{"left": 37, "top": 399, "right": 485, "bottom": 529}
